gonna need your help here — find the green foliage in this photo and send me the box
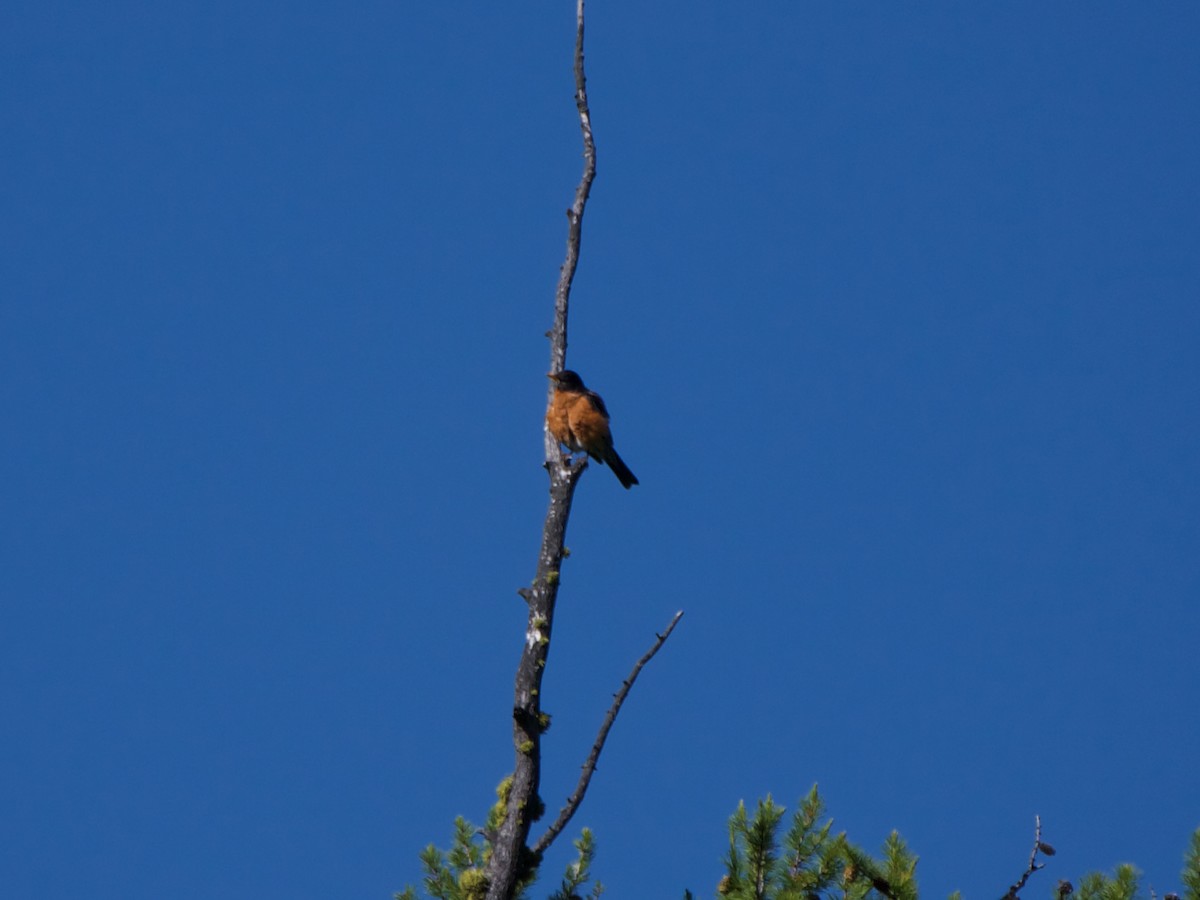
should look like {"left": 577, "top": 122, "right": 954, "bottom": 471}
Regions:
{"left": 714, "top": 785, "right": 917, "bottom": 900}
{"left": 1063, "top": 830, "right": 1200, "bottom": 900}
{"left": 397, "top": 787, "right": 1200, "bottom": 900}
{"left": 880, "top": 832, "right": 918, "bottom": 900}
{"left": 394, "top": 779, "right": 507, "bottom": 900}
{"left": 391, "top": 816, "right": 490, "bottom": 900}
{"left": 547, "top": 828, "right": 604, "bottom": 900}
{"left": 1183, "top": 828, "right": 1200, "bottom": 900}
{"left": 487, "top": 777, "right": 512, "bottom": 837}
{"left": 1076, "top": 865, "right": 1142, "bottom": 900}
{"left": 396, "top": 776, "right": 603, "bottom": 900}
{"left": 722, "top": 795, "right": 785, "bottom": 900}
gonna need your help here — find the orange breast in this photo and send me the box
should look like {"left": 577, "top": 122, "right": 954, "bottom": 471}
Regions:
{"left": 547, "top": 390, "right": 611, "bottom": 454}
{"left": 546, "top": 391, "right": 578, "bottom": 449}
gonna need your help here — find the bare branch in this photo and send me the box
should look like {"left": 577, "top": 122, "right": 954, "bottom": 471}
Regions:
{"left": 533, "top": 610, "right": 685, "bottom": 855}
{"left": 484, "top": 3, "right": 596, "bottom": 899}
{"left": 545, "top": 0, "right": 596, "bottom": 389}
{"left": 1000, "top": 815, "right": 1054, "bottom": 900}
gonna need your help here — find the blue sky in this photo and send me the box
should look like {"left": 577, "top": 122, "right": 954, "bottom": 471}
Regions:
{"left": 2, "top": 2, "right": 1198, "bottom": 898}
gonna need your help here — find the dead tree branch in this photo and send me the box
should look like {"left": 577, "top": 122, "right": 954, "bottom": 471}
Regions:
{"left": 1000, "top": 815, "right": 1055, "bottom": 900}
{"left": 483, "top": 3, "right": 596, "bottom": 898}
{"left": 533, "top": 610, "right": 685, "bottom": 855}
{"left": 546, "top": 0, "right": 596, "bottom": 385}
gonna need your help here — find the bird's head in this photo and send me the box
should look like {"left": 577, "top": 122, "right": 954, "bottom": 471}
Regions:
{"left": 548, "top": 370, "right": 586, "bottom": 391}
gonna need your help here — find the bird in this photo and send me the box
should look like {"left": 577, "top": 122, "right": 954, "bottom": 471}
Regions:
{"left": 546, "top": 369, "right": 639, "bottom": 489}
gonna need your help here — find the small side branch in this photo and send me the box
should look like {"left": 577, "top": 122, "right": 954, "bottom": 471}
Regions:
{"left": 1000, "top": 815, "right": 1055, "bottom": 900}
{"left": 533, "top": 610, "right": 685, "bottom": 855}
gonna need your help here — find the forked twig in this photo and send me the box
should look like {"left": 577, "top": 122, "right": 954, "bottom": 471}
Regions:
{"left": 1001, "top": 815, "right": 1055, "bottom": 900}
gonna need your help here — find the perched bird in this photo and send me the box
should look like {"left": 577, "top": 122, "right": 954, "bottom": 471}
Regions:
{"left": 546, "top": 370, "right": 639, "bottom": 489}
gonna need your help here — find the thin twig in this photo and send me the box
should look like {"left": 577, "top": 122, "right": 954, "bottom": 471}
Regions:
{"left": 1001, "top": 815, "right": 1055, "bottom": 900}
{"left": 533, "top": 610, "right": 685, "bottom": 855}
{"left": 545, "top": 0, "right": 596, "bottom": 388}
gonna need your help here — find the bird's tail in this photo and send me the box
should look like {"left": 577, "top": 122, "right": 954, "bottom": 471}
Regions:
{"left": 602, "top": 447, "right": 639, "bottom": 489}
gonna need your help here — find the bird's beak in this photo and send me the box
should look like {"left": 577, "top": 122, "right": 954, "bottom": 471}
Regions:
{"left": 547, "top": 372, "right": 559, "bottom": 380}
